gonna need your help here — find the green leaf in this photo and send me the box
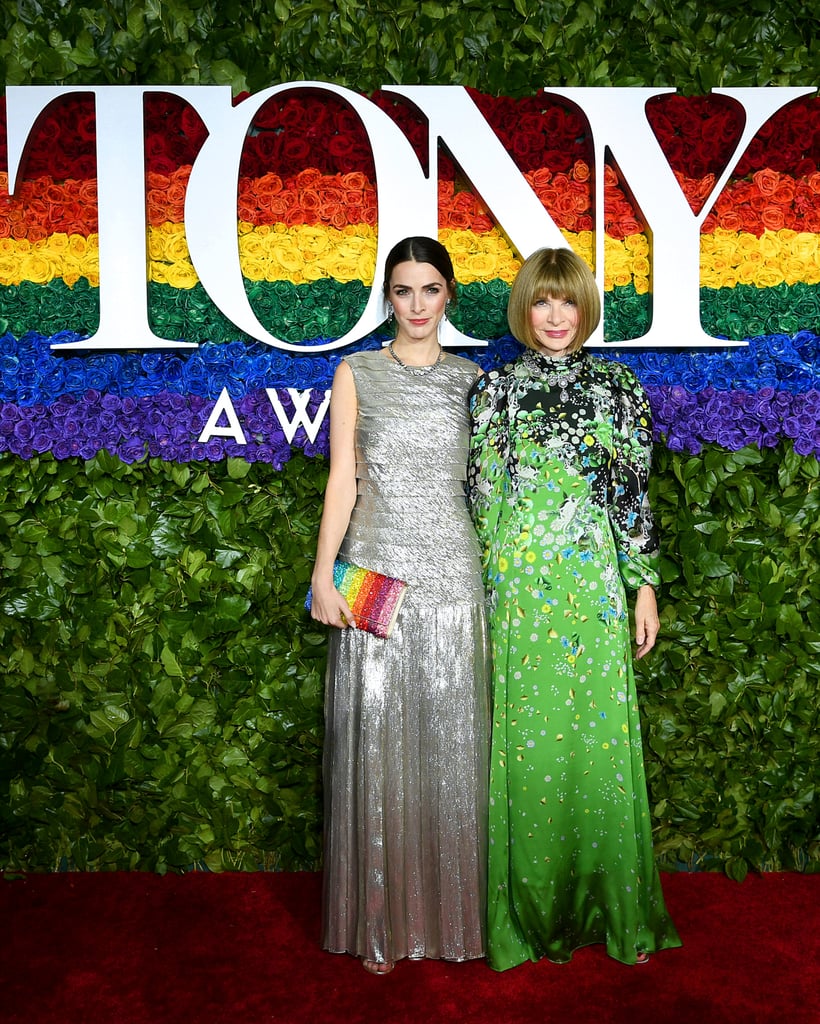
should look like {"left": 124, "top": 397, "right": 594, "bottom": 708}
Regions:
{"left": 160, "top": 644, "right": 184, "bottom": 678}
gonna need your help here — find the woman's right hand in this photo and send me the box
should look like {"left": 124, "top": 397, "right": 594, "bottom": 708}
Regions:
{"left": 309, "top": 579, "right": 357, "bottom": 629}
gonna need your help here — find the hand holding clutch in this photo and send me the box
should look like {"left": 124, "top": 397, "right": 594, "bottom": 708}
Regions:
{"left": 306, "top": 561, "right": 408, "bottom": 639}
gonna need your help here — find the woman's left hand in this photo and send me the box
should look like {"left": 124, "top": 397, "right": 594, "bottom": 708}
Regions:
{"left": 634, "top": 585, "right": 659, "bottom": 659}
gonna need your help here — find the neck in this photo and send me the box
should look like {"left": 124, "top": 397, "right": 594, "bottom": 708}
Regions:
{"left": 390, "top": 337, "right": 441, "bottom": 366}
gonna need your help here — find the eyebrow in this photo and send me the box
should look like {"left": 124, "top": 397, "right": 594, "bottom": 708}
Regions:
{"left": 390, "top": 280, "right": 443, "bottom": 289}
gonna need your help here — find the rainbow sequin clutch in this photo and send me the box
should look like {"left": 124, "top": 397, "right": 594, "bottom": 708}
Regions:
{"left": 305, "top": 560, "right": 409, "bottom": 639}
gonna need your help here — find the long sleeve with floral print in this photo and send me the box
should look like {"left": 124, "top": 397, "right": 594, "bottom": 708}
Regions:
{"left": 468, "top": 348, "right": 660, "bottom": 592}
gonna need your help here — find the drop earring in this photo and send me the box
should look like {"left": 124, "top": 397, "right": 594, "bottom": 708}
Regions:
{"left": 443, "top": 298, "right": 451, "bottom": 322}
{"left": 387, "top": 303, "right": 394, "bottom": 325}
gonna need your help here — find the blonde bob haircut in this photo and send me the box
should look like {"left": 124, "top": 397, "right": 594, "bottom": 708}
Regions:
{"left": 507, "top": 247, "right": 601, "bottom": 354}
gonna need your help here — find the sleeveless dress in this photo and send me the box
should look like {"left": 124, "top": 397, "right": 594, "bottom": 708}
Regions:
{"left": 322, "top": 348, "right": 490, "bottom": 964}
{"left": 469, "top": 348, "right": 681, "bottom": 969}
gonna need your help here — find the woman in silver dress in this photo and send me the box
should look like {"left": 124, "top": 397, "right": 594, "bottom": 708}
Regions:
{"left": 309, "top": 236, "right": 490, "bottom": 975}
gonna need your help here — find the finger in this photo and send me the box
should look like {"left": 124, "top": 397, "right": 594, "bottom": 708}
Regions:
{"left": 337, "top": 599, "right": 356, "bottom": 629}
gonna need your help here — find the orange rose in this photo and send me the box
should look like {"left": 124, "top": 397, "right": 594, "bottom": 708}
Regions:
{"left": 323, "top": 185, "right": 345, "bottom": 206}
{"left": 752, "top": 168, "right": 780, "bottom": 197}
{"left": 438, "top": 180, "right": 455, "bottom": 201}
{"left": 572, "top": 160, "right": 590, "bottom": 183}
{"left": 237, "top": 197, "right": 259, "bottom": 223}
{"left": 616, "top": 216, "right": 643, "bottom": 236}
{"left": 772, "top": 180, "right": 796, "bottom": 205}
{"left": 294, "top": 168, "right": 322, "bottom": 189}
{"left": 147, "top": 190, "right": 169, "bottom": 226}
{"left": 341, "top": 171, "right": 368, "bottom": 191}
{"left": 146, "top": 172, "right": 170, "bottom": 191}
{"left": 77, "top": 180, "right": 97, "bottom": 206}
{"left": 268, "top": 197, "right": 288, "bottom": 221}
{"left": 323, "top": 204, "right": 348, "bottom": 230}
{"left": 443, "top": 210, "right": 472, "bottom": 230}
{"left": 257, "top": 172, "right": 284, "bottom": 196}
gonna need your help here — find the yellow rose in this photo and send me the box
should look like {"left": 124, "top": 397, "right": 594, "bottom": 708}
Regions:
{"left": 68, "top": 234, "right": 91, "bottom": 259}
{"left": 147, "top": 232, "right": 165, "bottom": 261}
{"left": 62, "top": 257, "right": 88, "bottom": 287}
{"left": 301, "top": 261, "right": 329, "bottom": 282}
{"left": 325, "top": 256, "right": 360, "bottom": 283}
{"left": 625, "top": 233, "right": 649, "bottom": 256}
{"left": 44, "top": 233, "right": 70, "bottom": 255}
{"left": 296, "top": 225, "right": 332, "bottom": 255}
{"left": 632, "top": 255, "right": 650, "bottom": 278}
{"left": 270, "top": 242, "right": 304, "bottom": 277}
{"left": 788, "top": 231, "right": 818, "bottom": 263}
{"left": 149, "top": 262, "right": 168, "bottom": 285}
{"left": 241, "top": 255, "right": 268, "bottom": 281}
{"left": 165, "top": 262, "right": 200, "bottom": 289}
{"left": 753, "top": 265, "right": 784, "bottom": 289}
{"left": 240, "top": 231, "right": 268, "bottom": 259}
{"left": 0, "top": 256, "right": 20, "bottom": 285}
{"left": 162, "top": 230, "right": 190, "bottom": 264}
{"left": 355, "top": 250, "right": 376, "bottom": 283}
{"left": 758, "top": 231, "right": 781, "bottom": 259}
{"left": 20, "top": 252, "right": 54, "bottom": 285}
{"left": 736, "top": 262, "right": 760, "bottom": 284}
{"left": 78, "top": 254, "right": 99, "bottom": 286}
{"left": 466, "top": 252, "right": 498, "bottom": 280}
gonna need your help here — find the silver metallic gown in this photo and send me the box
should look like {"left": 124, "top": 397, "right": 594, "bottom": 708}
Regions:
{"left": 322, "top": 349, "right": 490, "bottom": 964}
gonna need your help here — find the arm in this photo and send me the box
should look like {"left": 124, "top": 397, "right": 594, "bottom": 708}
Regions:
{"left": 634, "top": 584, "right": 660, "bottom": 659}
{"left": 310, "top": 361, "right": 359, "bottom": 628}
{"left": 468, "top": 371, "right": 510, "bottom": 577}
{"left": 608, "top": 368, "right": 661, "bottom": 655}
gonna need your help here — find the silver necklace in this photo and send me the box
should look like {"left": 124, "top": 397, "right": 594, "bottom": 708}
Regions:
{"left": 534, "top": 355, "right": 581, "bottom": 401}
{"left": 548, "top": 365, "right": 580, "bottom": 402}
{"left": 388, "top": 342, "right": 444, "bottom": 376}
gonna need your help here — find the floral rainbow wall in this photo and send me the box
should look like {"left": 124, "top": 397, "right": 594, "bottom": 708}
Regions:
{"left": 1, "top": 88, "right": 819, "bottom": 466}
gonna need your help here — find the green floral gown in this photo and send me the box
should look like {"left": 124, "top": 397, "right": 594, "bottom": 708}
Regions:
{"left": 469, "top": 347, "right": 681, "bottom": 970}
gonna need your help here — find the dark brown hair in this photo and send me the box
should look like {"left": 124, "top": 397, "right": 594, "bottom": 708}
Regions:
{"left": 382, "top": 236, "right": 457, "bottom": 303}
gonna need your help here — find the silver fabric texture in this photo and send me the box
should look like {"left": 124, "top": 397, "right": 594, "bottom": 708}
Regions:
{"left": 322, "top": 349, "right": 490, "bottom": 964}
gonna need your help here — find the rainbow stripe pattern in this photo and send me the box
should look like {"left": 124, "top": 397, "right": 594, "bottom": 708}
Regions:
{"left": 0, "top": 88, "right": 818, "bottom": 462}
{"left": 305, "top": 560, "right": 408, "bottom": 639}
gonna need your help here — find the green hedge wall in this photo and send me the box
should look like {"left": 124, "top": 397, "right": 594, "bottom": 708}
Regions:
{"left": 1, "top": 446, "right": 818, "bottom": 876}
{"left": 0, "top": 452, "right": 328, "bottom": 872}
{"left": 1, "top": 1, "right": 817, "bottom": 96}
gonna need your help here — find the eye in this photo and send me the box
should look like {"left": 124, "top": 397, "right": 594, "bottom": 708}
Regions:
{"left": 393, "top": 287, "right": 409, "bottom": 296}
{"left": 533, "top": 299, "right": 547, "bottom": 307}
{"left": 425, "top": 285, "right": 441, "bottom": 294}
{"left": 564, "top": 298, "right": 576, "bottom": 307}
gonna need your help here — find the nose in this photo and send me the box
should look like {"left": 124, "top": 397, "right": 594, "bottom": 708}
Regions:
{"left": 411, "top": 292, "right": 425, "bottom": 313}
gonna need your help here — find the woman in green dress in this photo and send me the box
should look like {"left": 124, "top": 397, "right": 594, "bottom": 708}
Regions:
{"left": 469, "top": 247, "right": 681, "bottom": 970}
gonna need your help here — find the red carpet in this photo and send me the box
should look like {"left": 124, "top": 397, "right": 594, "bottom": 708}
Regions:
{"left": 1, "top": 870, "right": 816, "bottom": 1023}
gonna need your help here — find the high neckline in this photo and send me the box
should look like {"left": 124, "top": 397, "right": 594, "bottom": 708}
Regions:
{"left": 521, "top": 347, "right": 588, "bottom": 374}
